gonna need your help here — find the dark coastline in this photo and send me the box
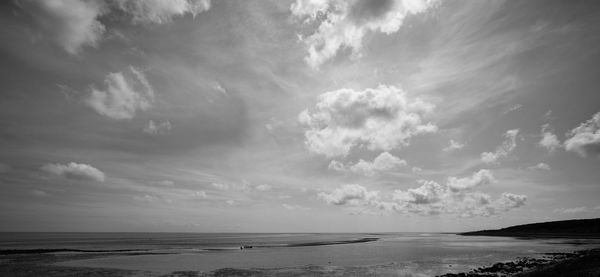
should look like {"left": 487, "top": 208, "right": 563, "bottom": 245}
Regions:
{"left": 446, "top": 218, "right": 600, "bottom": 276}
{"left": 460, "top": 218, "right": 600, "bottom": 238}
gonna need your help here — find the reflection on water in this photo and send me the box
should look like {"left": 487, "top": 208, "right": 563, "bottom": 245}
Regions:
{"left": 1, "top": 232, "right": 599, "bottom": 275}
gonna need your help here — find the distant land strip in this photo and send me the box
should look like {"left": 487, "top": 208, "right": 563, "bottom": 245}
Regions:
{"left": 460, "top": 218, "right": 600, "bottom": 238}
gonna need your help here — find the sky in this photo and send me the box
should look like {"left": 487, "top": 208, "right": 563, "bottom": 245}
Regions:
{"left": 0, "top": 0, "right": 599, "bottom": 233}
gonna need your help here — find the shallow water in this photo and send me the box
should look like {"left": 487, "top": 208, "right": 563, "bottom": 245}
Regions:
{"left": 1, "top": 232, "right": 599, "bottom": 275}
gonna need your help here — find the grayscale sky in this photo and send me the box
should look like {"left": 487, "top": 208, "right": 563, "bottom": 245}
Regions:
{"left": 1, "top": 0, "right": 599, "bottom": 232}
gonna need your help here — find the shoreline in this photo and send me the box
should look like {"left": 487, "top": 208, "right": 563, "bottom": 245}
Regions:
{"left": 438, "top": 248, "right": 600, "bottom": 277}
{"left": 460, "top": 232, "right": 600, "bottom": 239}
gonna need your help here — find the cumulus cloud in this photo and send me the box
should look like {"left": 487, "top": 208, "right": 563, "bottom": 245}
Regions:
{"left": 564, "top": 112, "right": 600, "bottom": 157}
{"left": 538, "top": 124, "right": 561, "bottom": 153}
{"left": 41, "top": 162, "right": 105, "bottom": 182}
{"left": 481, "top": 129, "right": 519, "bottom": 164}
{"left": 17, "top": 0, "right": 107, "bottom": 54}
{"left": 446, "top": 169, "right": 495, "bottom": 193}
{"left": 320, "top": 170, "right": 527, "bottom": 217}
{"left": 318, "top": 184, "right": 379, "bottom": 205}
{"left": 291, "top": 0, "right": 437, "bottom": 68}
{"left": 443, "top": 139, "right": 465, "bottom": 152}
{"left": 116, "top": 0, "right": 211, "bottom": 24}
{"left": 392, "top": 171, "right": 525, "bottom": 217}
{"left": 143, "top": 120, "right": 173, "bottom": 135}
{"left": 86, "top": 66, "right": 154, "bottom": 120}
{"left": 527, "top": 162, "right": 550, "bottom": 171}
{"left": 393, "top": 180, "right": 445, "bottom": 205}
{"left": 329, "top": 152, "right": 407, "bottom": 176}
{"left": 299, "top": 85, "right": 437, "bottom": 157}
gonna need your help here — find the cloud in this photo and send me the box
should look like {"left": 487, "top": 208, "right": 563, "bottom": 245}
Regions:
{"left": 86, "top": 66, "right": 154, "bottom": 120}
{"left": 193, "top": 190, "right": 207, "bottom": 199}
{"left": 299, "top": 85, "right": 437, "bottom": 157}
{"left": 329, "top": 151, "right": 406, "bottom": 176}
{"left": 446, "top": 169, "right": 495, "bottom": 193}
{"left": 393, "top": 180, "right": 445, "bottom": 205}
{"left": 527, "top": 162, "right": 550, "bottom": 171}
{"left": 115, "top": 0, "right": 211, "bottom": 24}
{"left": 538, "top": 124, "right": 561, "bottom": 153}
{"left": 133, "top": 194, "right": 160, "bottom": 202}
{"left": 318, "top": 184, "right": 379, "bottom": 205}
{"left": 282, "top": 204, "right": 311, "bottom": 211}
{"left": 411, "top": 167, "right": 423, "bottom": 173}
{"left": 17, "top": 0, "right": 210, "bottom": 54}
{"left": 320, "top": 170, "right": 527, "bottom": 217}
{"left": 255, "top": 184, "right": 272, "bottom": 191}
{"left": 211, "top": 183, "right": 230, "bottom": 190}
{"left": 564, "top": 112, "right": 600, "bottom": 157}
{"left": 41, "top": 162, "right": 105, "bottom": 182}
{"left": 391, "top": 170, "right": 525, "bottom": 217}
{"left": 481, "top": 129, "right": 519, "bottom": 164}
{"left": 505, "top": 104, "right": 523, "bottom": 114}
{"left": 210, "top": 182, "right": 262, "bottom": 191}
{"left": 17, "top": 0, "right": 107, "bottom": 54}
{"left": 143, "top": 120, "right": 173, "bottom": 135}
{"left": 155, "top": 180, "right": 175, "bottom": 186}
{"left": 291, "top": 0, "right": 437, "bottom": 68}
{"left": 443, "top": 139, "right": 465, "bottom": 152}
{"left": 555, "top": 206, "right": 600, "bottom": 214}
{"left": 555, "top": 207, "right": 587, "bottom": 214}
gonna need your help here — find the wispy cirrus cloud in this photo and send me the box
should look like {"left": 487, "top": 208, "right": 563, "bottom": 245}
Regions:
{"left": 443, "top": 139, "right": 465, "bottom": 152}
{"left": 16, "top": 0, "right": 107, "bottom": 54}
{"left": 17, "top": 0, "right": 211, "bottom": 54}
{"left": 86, "top": 66, "right": 154, "bottom": 120}
{"left": 329, "top": 151, "right": 407, "bottom": 176}
{"left": 116, "top": 0, "right": 211, "bottom": 24}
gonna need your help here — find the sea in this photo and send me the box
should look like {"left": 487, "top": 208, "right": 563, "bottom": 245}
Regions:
{"left": 1, "top": 232, "right": 599, "bottom": 276}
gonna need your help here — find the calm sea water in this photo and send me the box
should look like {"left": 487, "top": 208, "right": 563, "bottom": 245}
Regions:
{"left": 1, "top": 232, "right": 599, "bottom": 275}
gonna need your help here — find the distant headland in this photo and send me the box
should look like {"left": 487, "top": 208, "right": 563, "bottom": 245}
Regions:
{"left": 461, "top": 218, "right": 600, "bottom": 238}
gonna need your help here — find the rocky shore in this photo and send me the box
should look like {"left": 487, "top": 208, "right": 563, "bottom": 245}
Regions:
{"left": 438, "top": 248, "right": 600, "bottom": 277}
